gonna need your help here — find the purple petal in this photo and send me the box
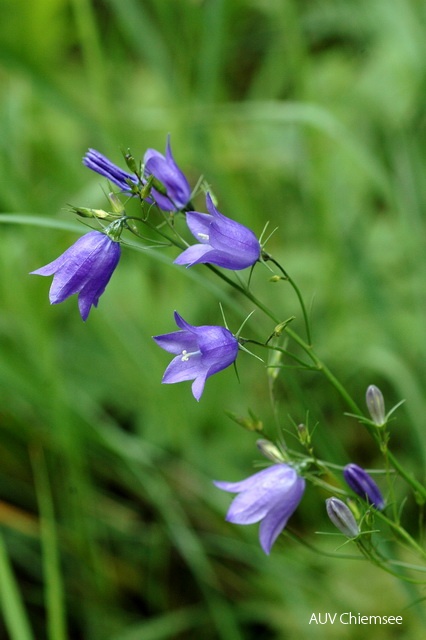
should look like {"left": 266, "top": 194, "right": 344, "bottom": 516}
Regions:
{"left": 185, "top": 212, "right": 212, "bottom": 244}
{"left": 214, "top": 465, "right": 296, "bottom": 495}
{"left": 173, "top": 311, "right": 196, "bottom": 332}
{"left": 191, "top": 371, "right": 209, "bottom": 401}
{"left": 258, "top": 477, "right": 305, "bottom": 554}
{"left": 143, "top": 139, "right": 191, "bottom": 210}
{"left": 83, "top": 149, "right": 137, "bottom": 192}
{"left": 161, "top": 353, "right": 203, "bottom": 384}
{"left": 153, "top": 330, "right": 198, "bottom": 355}
{"left": 205, "top": 193, "right": 218, "bottom": 217}
{"left": 174, "top": 244, "right": 216, "bottom": 267}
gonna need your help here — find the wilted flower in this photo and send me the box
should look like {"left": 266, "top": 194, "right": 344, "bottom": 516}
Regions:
{"left": 83, "top": 149, "right": 138, "bottom": 194}
{"left": 366, "top": 385, "right": 386, "bottom": 426}
{"left": 214, "top": 464, "right": 305, "bottom": 554}
{"left": 326, "top": 497, "right": 360, "bottom": 538}
{"left": 143, "top": 135, "right": 191, "bottom": 211}
{"left": 153, "top": 311, "right": 239, "bottom": 401}
{"left": 174, "top": 193, "right": 261, "bottom": 270}
{"left": 343, "top": 463, "right": 385, "bottom": 510}
{"left": 30, "top": 230, "right": 121, "bottom": 321}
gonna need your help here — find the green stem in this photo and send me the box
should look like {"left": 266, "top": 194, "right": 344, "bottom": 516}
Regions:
{"left": 264, "top": 253, "right": 312, "bottom": 345}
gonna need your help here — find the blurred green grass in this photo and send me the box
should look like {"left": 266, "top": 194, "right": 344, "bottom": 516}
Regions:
{"left": 1, "top": 0, "right": 426, "bottom": 638}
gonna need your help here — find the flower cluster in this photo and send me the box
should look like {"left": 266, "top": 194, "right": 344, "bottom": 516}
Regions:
{"left": 29, "top": 134, "right": 423, "bottom": 565}
{"left": 83, "top": 136, "right": 191, "bottom": 211}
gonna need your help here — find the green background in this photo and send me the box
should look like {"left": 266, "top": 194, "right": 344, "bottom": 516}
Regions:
{"left": 0, "top": 1, "right": 425, "bottom": 638}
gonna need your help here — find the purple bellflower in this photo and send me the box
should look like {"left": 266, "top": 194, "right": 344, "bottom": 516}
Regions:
{"left": 30, "top": 230, "right": 121, "bottom": 321}
{"left": 174, "top": 193, "right": 261, "bottom": 270}
{"left": 153, "top": 311, "right": 239, "bottom": 401}
{"left": 83, "top": 149, "right": 138, "bottom": 194}
{"left": 143, "top": 135, "right": 191, "bottom": 211}
{"left": 214, "top": 464, "right": 305, "bottom": 555}
{"left": 343, "top": 463, "right": 385, "bottom": 510}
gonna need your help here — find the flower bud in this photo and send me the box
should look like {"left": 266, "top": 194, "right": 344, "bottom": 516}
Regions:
{"left": 343, "top": 463, "right": 385, "bottom": 510}
{"left": 326, "top": 497, "right": 360, "bottom": 538}
{"left": 107, "top": 192, "right": 125, "bottom": 215}
{"left": 72, "top": 206, "right": 111, "bottom": 220}
{"left": 256, "top": 439, "right": 286, "bottom": 463}
{"left": 366, "top": 385, "right": 386, "bottom": 426}
{"left": 123, "top": 149, "right": 139, "bottom": 175}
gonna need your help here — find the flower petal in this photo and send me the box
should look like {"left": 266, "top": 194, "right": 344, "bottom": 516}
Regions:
{"left": 153, "top": 330, "right": 198, "bottom": 355}
{"left": 258, "top": 476, "right": 305, "bottom": 554}
{"left": 173, "top": 244, "right": 214, "bottom": 267}
{"left": 191, "top": 370, "right": 209, "bottom": 401}
{"left": 83, "top": 149, "right": 137, "bottom": 192}
{"left": 161, "top": 353, "right": 203, "bottom": 384}
{"left": 185, "top": 212, "right": 212, "bottom": 244}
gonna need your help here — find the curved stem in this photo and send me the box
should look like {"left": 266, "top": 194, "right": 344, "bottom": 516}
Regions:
{"left": 263, "top": 253, "right": 312, "bottom": 345}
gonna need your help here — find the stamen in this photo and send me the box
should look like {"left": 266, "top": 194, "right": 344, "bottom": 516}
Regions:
{"left": 197, "top": 232, "right": 209, "bottom": 241}
{"left": 181, "top": 349, "right": 200, "bottom": 362}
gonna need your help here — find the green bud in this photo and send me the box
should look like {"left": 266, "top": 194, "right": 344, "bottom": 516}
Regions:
{"left": 108, "top": 192, "right": 125, "bottom": 215}
{"left": 72, "top": 206, "right": 111, "bottom": 220}
{"left": 256, "top": 439, "right": 286, "bottom": 463}
{"left": 140, "top": 174, "right": 154, "bottom": 199}
{"left": 272, "top": 317, "right": 295, "bottom": 337}
{"left": 123, "top": 149, "right": 139, "bottom": 175}
{"left": 151, "top": 175, "right": 168, "bottom": 196}
{"left": 225, "top": 410, "right": 263, "bottom": 432}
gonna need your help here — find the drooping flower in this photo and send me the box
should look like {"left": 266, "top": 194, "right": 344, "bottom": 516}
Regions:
{"left": 326, "top": 497, "right": 360, "bottom": 538}
{"left": 214, "top": 464, "right": 305, "bottom": 554}
{"left": 30, "top": 230, "right": 121, "bottom": 321}
{"left": 343, "top": 463, "right": 385, "bottom": 510}
{"left": 174, "top": 193, "right": 261, "bottom": 270}
{"left": 366, "top": 385, "right": 386, "bottom": 426}
{"left": 83, "top": 149, "right": 138, "bottom": 194}
{"left": 143, "top": 135, "right": 191, "bottom": 211}
{"left": 153, "top": 311, "right": 239, "bottom": 401}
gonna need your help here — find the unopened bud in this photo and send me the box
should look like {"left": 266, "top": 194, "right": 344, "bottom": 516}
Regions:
{"left": 366, "top": 385, "right": 386, "bottom": 426}
{"left": 256, "top": 439, "right": 286, "bottom": 463}
{"left": 123, "top": 149, "right": 139, "bottom": 175}
{"left": 72, "top": 206, "right": 111, "bottom": 220}
{"left": 343, "top": 463, "right": 385, "bottom": 510}
{"left": 108, "top": 192, "right": 125, "bottom": 215}
{"left": 326, "top": 497, "right": 360, "bottom": 538}
{"left": 225, "top": 410, "right": 263, "bottom": 432}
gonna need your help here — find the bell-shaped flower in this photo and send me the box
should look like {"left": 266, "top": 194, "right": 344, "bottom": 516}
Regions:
{"left": 153, "top": 311, "right": 239, "bottom": 401}
{"left": 326, "top": 497, "right": 360, "bottom": 538}
{"left": 343, "top": 463, "right": 385, "bottom": 510}
{"left": 83, "top": 149, "right": 138, "bottom": 194}
{"left": 174, "top": 193, "right": 261, "bottom": 270}
{"left": 30, "top": 230, "right": 121, "bottom": 321}
{"left": 214, "top": 464, "right": 305, "bottom": 554}
{"left": 143, "top": 135, "right": 191, "bottom": 211}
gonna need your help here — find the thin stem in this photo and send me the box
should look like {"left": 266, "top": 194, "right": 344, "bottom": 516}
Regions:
{"left": 263, "top": 253, "right": 312, "bottom": 345}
